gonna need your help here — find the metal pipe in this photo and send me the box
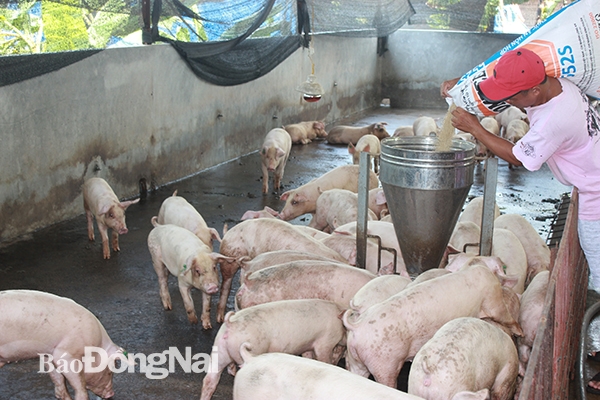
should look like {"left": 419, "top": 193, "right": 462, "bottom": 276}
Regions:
{"left": 479, "top": 157, "right": 498, "bottom": 256}
{"left": 356, "top": 152, "right": 370, "bottom": 270}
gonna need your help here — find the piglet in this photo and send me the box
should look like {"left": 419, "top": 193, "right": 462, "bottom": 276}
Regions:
{"left": 156, "top": 190, "right": 221, "bottom": 247}
{"left": 413, "top": 116, "right": 438, "bottom": 137}
{"left": 260, "top": 128, "right": 292, "bottom": 194}
{"left": 348, "top": 134, "right": 381, "bottom": 173}
{"left": 408, "top": 317, "right": 519, "bottom": 400}
{"left": 83, "top": 177, "right": 139, "bottom": 259}
{"left": 283, "top": 121, "right": 326, "bottom": 144}
{"left": 0, "top": 290, "right": 127, "bottom": 400}
{"left": 368, "top": 187, "right": 388, "bottom": 219}
{"left": 233, "top": 344, "right": 489, "bottom": 400}
{"left": 309, "top": 188, "right": 377, "bottom": 232}
{"left": 326, "top": 122, "right": 389, "bottom": 145}
{"left": 200, "top": 299, "right": 346, "bottom": 400}
{"left": 147, "top": 220, "right": 234, "bottom": 329}
{"left": 279, "top": 164, "right": 379, "bottom": 221}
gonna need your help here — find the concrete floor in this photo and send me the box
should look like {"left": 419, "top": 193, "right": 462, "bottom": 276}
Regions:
{"left": 0, "top": 107, "right": 588, "bottom": 399}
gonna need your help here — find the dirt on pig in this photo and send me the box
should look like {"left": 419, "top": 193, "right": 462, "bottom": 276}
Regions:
{"left": 0, "top": 108, "right": 570, "bottom": 399}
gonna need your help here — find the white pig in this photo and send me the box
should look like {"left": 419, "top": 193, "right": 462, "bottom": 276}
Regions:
{"left": 458, "top": 196, "right": 500, "bottom": 227}
{"left": 239, "top": 249, "right": 343, "bottom": 278}
{"left": 200, "top": 299, "right": 346, "bottom": 400}
{"left": 278, "top": 164, "right": 379, "bottom": 221}
{"left": 261, "top": 128, "right": 292, "bottom": 194}
{"left": 283, "top": 121, "right": 326, "bottom": 144}
{"left": 319, "top": 232, "right": 405, "bottom": 276}
{"left": 491, "top": 228, "right": 528, "bottom": 294}
{"left": 83, "top": 177, "right": 139, "bottom": 259}
{"left": 235, "top": 260, "right": 375, "bottom": 311}
{"left": 494, "top": 213, "right": 550, "bottom": 284}
{"left": 368, "top": 187, "right": 388, "bottom": 219}
{"left": 343, "top": 265, "right": 523, "bottom": 387}
{"left": 155, "top": 191, "right": 221, "bottom": 246}
{"left": 0, "top": 290, "right": 127, "bottom": 400}
{"left": 408, "top": 317, "right": 519, "bottom": 400}
{"left": 393, "top": 125, "right": 415, "bottom": 137}
{"left": 475, "top": 117, "right": 501, "bottom": 158}
{"left": 495, "top": 105, "right": 528, "bottom": 136}
{"left": 349, "top": 274, "right": 412, "bottom": 314}
{"left": 216, "top": 218, "right": 347, "bottom": 323}
{"left": 448, "top": 220, "right": 481, "bottom": 255}
{"left": 517, "top": 270, "right": 549, "bottom": 373}
{"left": 147, "top": 221, "right": 234, "bottom": 329}
{"left": 348, "top": 134, "right": 382, "bottom": 173}
{"left": 413, "top": 116, "right": 438, "bottom": 137}
{"left": 233, "top": 343, "right": 490, "bottom": 400}
{"left": 504, "top": 119, "right": 529, "bottom": 144}
{"left": 326, "top": 122, "right": 389, "bottom": 145}
{"left": 309, "top": 189, "right": 377, "bottom": 232}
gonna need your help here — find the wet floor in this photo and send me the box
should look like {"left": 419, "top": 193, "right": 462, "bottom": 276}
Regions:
{"left": 0, "top": 107, "right": 583, "bottom": 399}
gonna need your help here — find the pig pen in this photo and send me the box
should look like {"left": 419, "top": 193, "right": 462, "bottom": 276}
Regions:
{"left": 0, "top": 107, "right": 591, "bottom": 399}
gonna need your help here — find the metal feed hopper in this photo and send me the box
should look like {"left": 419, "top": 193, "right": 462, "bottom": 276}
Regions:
{"left": 379, "top": 136, "right": 476, "bottom": 276}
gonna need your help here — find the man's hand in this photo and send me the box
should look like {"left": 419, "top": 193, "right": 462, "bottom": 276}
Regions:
{"left": 440, "top": 77, "right": 460, "bottom": 98}
{"left": 451, "top": 107, "right": 481, "bottom": 133}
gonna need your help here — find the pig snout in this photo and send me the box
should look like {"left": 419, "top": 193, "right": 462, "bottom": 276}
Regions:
{"left": 118, "top": 227, "right": 128, "bottom": 235}
{"left": 204, "top": 282, "right": 219, "bottom": 294}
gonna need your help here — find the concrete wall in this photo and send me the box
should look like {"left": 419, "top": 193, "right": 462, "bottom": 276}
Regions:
{"left": 0, "top": 30, "right": 519, "bottom": 243}
{"left": 382, "top": 30, "right": 519, "bottom": 109}
{"left": 0, "top": 35, "right": 381, "bottom": 243}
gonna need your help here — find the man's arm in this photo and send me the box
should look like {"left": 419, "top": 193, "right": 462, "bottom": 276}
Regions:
{"left": 451, "top": 107, "right": 523, "bottom": 167}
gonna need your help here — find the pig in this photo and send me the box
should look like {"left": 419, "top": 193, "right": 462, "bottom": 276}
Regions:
{"left": 233, "top": 343, "right": 490, "bottom": 400}
{"left": 83, "top": 177, "right": 139, "bottom": 259}
{"left": 393, "top": 125, "right": 415, "bottom": 137}
{"left": 0, "top": 290, "right": 127, "bottom": 400}
{"left": 278, "top": 164, "right": 379, "bottom": 221}
{"left": 292, "top": 225, "right": 331, "bottom": 240}
{"left": 368, "top": 187, "right": 388, "bottom": 219}
{"left": 343, "top": 265, "right": 523, "bottom": 388}
{"left": 517, "top": 270, "right": 549, "bottom": 373}
{"left": 239, "top": 249, "right": 344, "bottom": 279}
{"left": 504, "top": 119, "right": 529, "bottom": 144}
{"left": 309, "top": 188, "right": 377, "bottom": 232}
{"left": 326, "top": 122, "right": 389, "bottom": 145}
{"left": 240, "top": 206, "right": 279, "bottom": 220}
{"left": 444, "top": 253, "right": 520, "bottom": 290}
{"left": 334, "top": 220, "right": 408, "bottom": 275}
{"left": 408, "top": 317, "right": 519, "bottom": 400}
{"left": 319, "top": 232, "right": 406, "bottom": 276}
{"left": 216, "top": 218, "right": 348, "bottom": 323}
{"left": 448, "top": 221, "right": 481, "bottom": 255}
{"left": 495, "top": 105, "right": 528, "bottom": 137}
{"left": 283, "top": 121, "right": 327, "bottom": 144}
{"left": 155, "top": 191, "right": 221, "bottom": 247}
{"left": 413, "top": 116, "right": 439, "bottom": 137}
{"left": 200, "top": 299, "right": 346, "bottom": 400}
{"left": 260, "top": 128, "right": 292, "bottom": 193}
{"left": 458, "top": 196, "right": 500, "bottom": 227}
{"left": 494, "top": 213, "right": 550, "bottom": 284}
{"left": 475, "top": 117, "right": 501, "bottom": 159}
{"left": 235, "top": 260, "right": 376, "bottom": 311}
{"left": 349, "top": 274, "right": 412, "bottom": 315}
{"left": 348, "top": 134, "right": 382, "bottom": 173}
{"left": 406, "top": 268, "right": 452, "bottom": 288}
{"left": 147, "top": 220, "right": 235, "bottom": 329}
{"left": 491, "top": 228, "right": 528, "bottom": 294}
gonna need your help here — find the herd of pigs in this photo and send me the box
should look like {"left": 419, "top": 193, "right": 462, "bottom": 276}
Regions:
{"left": 0, "top": 105, "right": 548, "bottom": 400}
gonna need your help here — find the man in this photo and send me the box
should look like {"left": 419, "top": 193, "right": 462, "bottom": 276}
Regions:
{"left": 441, "top": 48, "right": 600, "bottom": 393}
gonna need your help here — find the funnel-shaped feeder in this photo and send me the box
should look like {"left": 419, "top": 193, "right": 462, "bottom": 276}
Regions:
{"left": 380, "top": 136, "right": 476, "bottom": 277}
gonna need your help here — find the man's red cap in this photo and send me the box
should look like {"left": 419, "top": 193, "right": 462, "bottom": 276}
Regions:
{"left": 479, "top": 48, "right": 546, "bottom": 102}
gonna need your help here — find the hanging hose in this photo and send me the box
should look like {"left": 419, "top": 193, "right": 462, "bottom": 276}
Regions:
{"left": 578, "top": 300, "right": 600, "bottom": 399}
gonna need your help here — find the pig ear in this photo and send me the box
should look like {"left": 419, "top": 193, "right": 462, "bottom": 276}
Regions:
{"left": 280, "top": 191, "right": 290, "bottom": 201}
{"left": 363, "top": 144, "right": 370, "bottom": 152}
{"left": 209, "top": 228, "right": 222, "bottom": 243}
{"left": 377, "top": 262, "right": 394, "bottom": 276}
{"left": 120, "top": 198, "right": 140, "bottom": 209}
{"left": 98, "top": 204, "right": 112, "bottom": 216}
{"left": 497, "top": 273, "right": 519, "bottom": 289}
{"left": 209, "top": 252, "right": 236, "bottom": 264}
{"left": 108, "top": 347, "right": 135, "bottom": 367}
{"left": 264, "top": 206, "right": 279, "bottom": 216}
{"left": 348, "top": 143, "right": 355, "bottom": 154}
{"left": 276, "top": 148, "right": 286, "bottom": 158}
